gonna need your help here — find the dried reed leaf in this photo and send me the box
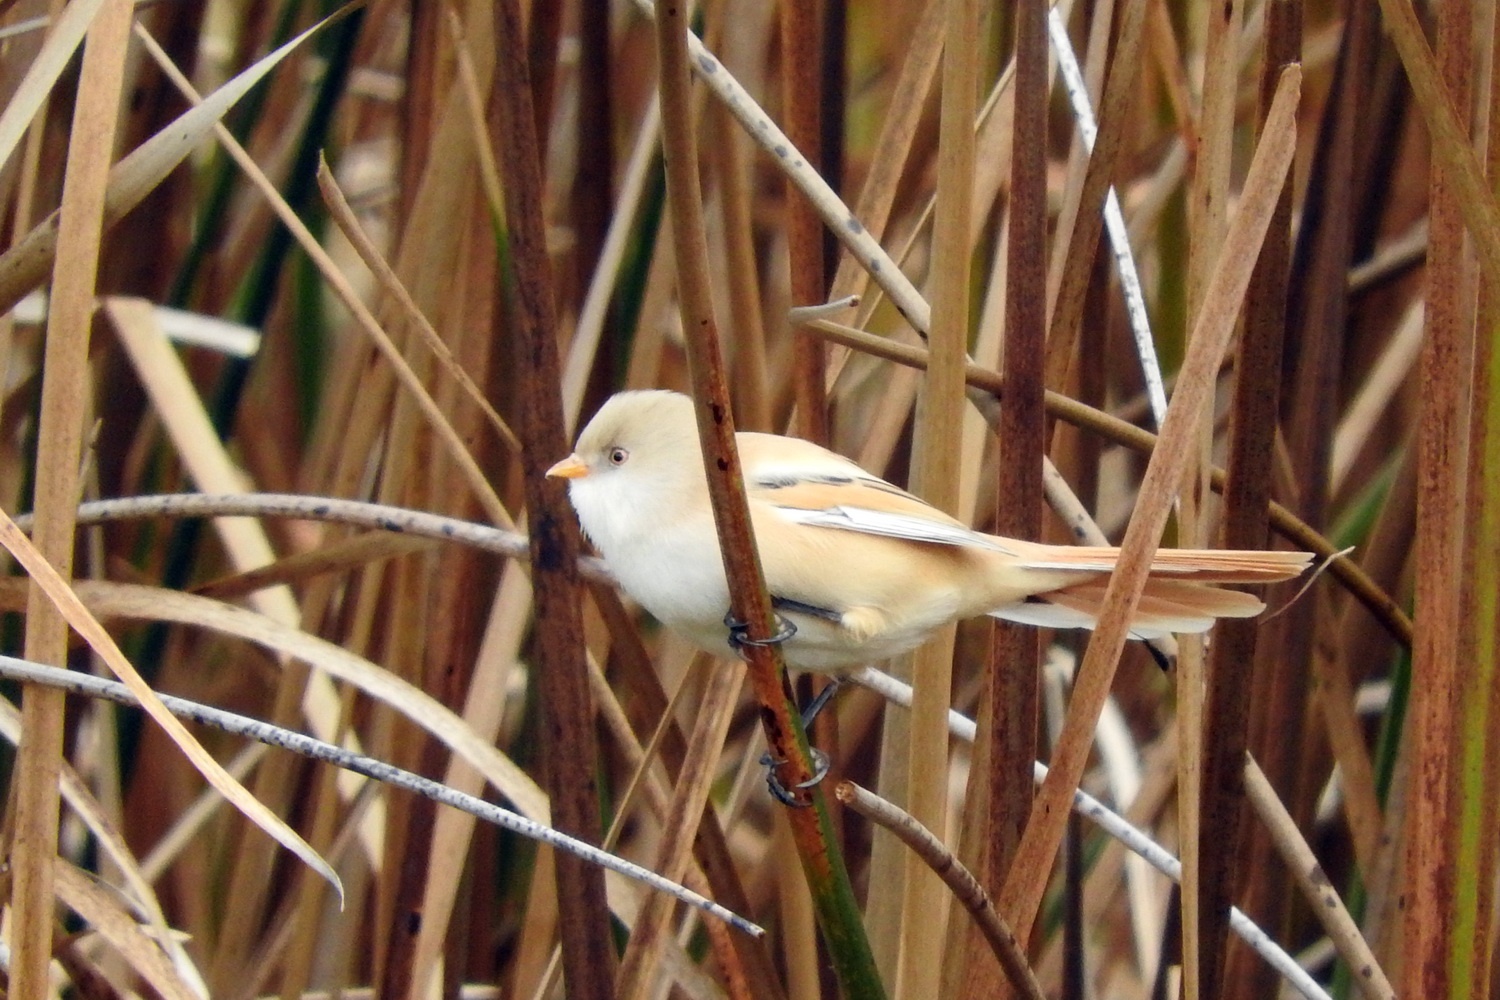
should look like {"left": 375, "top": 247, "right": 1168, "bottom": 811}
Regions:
{"left": 0, "top": 6, "right": 358, "bottom": 314}
{"left": 0, "top": 0, "right": 108, "bottom": 173}
{"left": 103, "top": 294, "right": 384, "bottom": 873}
{"left": 132, "top": 29, "right": 513, "bottom": 530}
{"left": 315, "top": 160, "right": 519, "bottom": 454}
{"left": 14, "top": 3, "right": 143, "bottom": 986}
{"left": 52, "top": 858, "right": 202, "bottom": 1000}
{"left": 0, "top": 514, "right": 345, "bottom": 899}
{"left": 0, "top": 696, "right": 202, "bottom": 995}
{"left": 104, "top": 297, "right": 300, "bottom": 622}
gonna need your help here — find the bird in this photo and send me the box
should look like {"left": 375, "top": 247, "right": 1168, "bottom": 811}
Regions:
{"left": 547, "top": 390, "right": 1312, "bottom": 674}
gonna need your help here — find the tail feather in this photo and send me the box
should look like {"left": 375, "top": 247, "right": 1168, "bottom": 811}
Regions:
{"left": 1008, "top": 541, "right": 1312, "bottom": 583}
{"left": 990, "top": 567, "right": 1280, "bottom": 639}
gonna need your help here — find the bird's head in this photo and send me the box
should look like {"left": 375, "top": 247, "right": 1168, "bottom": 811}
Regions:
{"left": 547, "top": 390, "right": 706, "bottom": 548}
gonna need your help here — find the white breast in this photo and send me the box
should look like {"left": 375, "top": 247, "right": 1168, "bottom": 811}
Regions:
{"left": 608, "top": 517, "right": 730, "bottom": 630}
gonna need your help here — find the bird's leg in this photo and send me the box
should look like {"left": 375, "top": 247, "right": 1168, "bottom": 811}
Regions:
{"left": 757, "top": 678, "right": 845, "bottom": 805}
{"left": 719, "top": 608, "right": 846, "bottom": 804}
{"left": 798, "top": 675, "right": 844, "bottom": 729}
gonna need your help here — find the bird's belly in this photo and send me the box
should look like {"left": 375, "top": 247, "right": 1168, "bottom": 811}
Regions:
{"left": 604, "top": 519, "right": 977, "bottom": 673}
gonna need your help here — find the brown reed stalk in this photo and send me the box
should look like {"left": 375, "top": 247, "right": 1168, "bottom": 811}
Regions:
{"left": 955, "top": 0, "right": 1045, "bottom": 995}
{"left": 491, "top": 2, "right": 615, "bottom": 997}
{"left": 1401, "top": 0, "right": 1475, "bottom": 992}
{"left": 782, "top": 0, "right": 829, "bottom": 442}
{"left": 1196, "top": 2, "right": 1300, "bottom": 995}
{"left": 996, "top": 66, "right": 1301, "bottom": 947}
{"left": 650, "top": 2, "right": 884, "bottom": 996}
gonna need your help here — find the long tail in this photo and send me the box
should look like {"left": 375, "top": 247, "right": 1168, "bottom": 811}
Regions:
{"left": 989, "top": 545, "right": 1313, "bottom": 639}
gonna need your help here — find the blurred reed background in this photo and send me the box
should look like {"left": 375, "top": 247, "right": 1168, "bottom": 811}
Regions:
{"left": 0, "top": 0, "right": 1489, "bottom": 998}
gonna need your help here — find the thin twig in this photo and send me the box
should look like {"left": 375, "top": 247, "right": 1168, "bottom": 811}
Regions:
{"left": 0, "top": 655, "right": 763, "bottom": 938}
{"left": 846, "top": 667, "right": 1334, "bottom": 1000}
{"left": 1243, "top": 756, "right": 1396, "bottom": 1000}
{"left": 837, "top": 781, "right": 1047, "bottom": 1000}
{"left": 21, "top": 493, "right": 611, "bottom": 583}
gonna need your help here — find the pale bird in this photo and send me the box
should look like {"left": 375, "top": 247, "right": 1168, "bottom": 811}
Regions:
{"left": 547, "top": 390, "right": 1311, "bottom": 673}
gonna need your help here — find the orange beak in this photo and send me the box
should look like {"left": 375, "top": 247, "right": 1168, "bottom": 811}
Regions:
{"left": 546, "top": 454, "right": 589, "bottom": 479}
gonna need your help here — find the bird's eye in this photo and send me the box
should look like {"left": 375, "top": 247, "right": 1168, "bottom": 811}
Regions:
{"left": 608, "top": 447, "right": 629, "bottom": 466}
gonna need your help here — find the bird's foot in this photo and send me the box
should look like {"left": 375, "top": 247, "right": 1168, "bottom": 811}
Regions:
{"left": 723, "top": 611, "right": 797, "bottom": 657}
{"left": 759, "top": 746, "right": 830, "bottom": 807}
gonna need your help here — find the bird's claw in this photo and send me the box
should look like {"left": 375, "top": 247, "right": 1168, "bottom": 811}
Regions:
{"left": 723, "top": 611, "right": 797, "bottom": 657}
{"left": 760, "top": 747, "right": 830, "bottom": 806}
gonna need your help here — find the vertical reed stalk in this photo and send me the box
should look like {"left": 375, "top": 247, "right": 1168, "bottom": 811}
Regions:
{"left": 955, "top": 0, "right": 1043, "bottom": 995}
{"left": 1403, "top": 0, "right": 1475, "bottom": 993}
{"left": 783, "top": 0, "right": 829, "bottom": 441}
{"left": 996, "top": 67, "right": 1300, "bottom": 945}
{"left": 651, "top": 3, "right": 884, "bottom": 995}
{"left": 11, "top": 3, "right": 132, "bottom": 989}
{"left": 492, "top": 2, "right": 615, "bottom": 996}
{"left": 1197, "top": 2, "right": 1300, "bottom": 995}
{"left": 897, "top": 0, "right": 978, "bottom": 993}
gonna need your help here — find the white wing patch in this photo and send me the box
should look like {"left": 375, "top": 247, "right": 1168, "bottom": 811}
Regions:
{"left": 773, "top": 504, "right": 1013, "bottom": 552}
{"left": 1015, "top": 558, "right": 1193, "bottom": 574}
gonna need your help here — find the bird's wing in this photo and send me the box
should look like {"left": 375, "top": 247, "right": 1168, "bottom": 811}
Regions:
{"left": 773, "top": 503, "right": 1012, "bottom": 550}
{"left": 735, "top": 431, "right": 1011, "bottom": 550}
{"left": 755, "top": 477, "right": 1012, "bottom": 552}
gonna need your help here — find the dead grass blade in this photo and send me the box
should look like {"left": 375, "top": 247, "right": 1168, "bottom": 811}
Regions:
{"left": 0, "top": 0, "right": 108, "bottom": 172}
{"left": 52, "top": 857, "right": 203, "bottom": 1000}
{"left": 132, "top": 25, "right": 513, "bottom": 530}
{"left": 3, "top": 578, "right": 548, "bottom": 821}
{"left": 0, "top": 513, "right": 345, "bottom": 899}
{"left": 315, "top": 160, "right": 519, "bottom": 455}
{"left": 0, "top": 695, "right": 203, "bottom": 994}
{"left": 104, "top": 297, "right": 299, "bottom": 622}
{"left": 0, "top": 4, "right": 363, "bottom": 314}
